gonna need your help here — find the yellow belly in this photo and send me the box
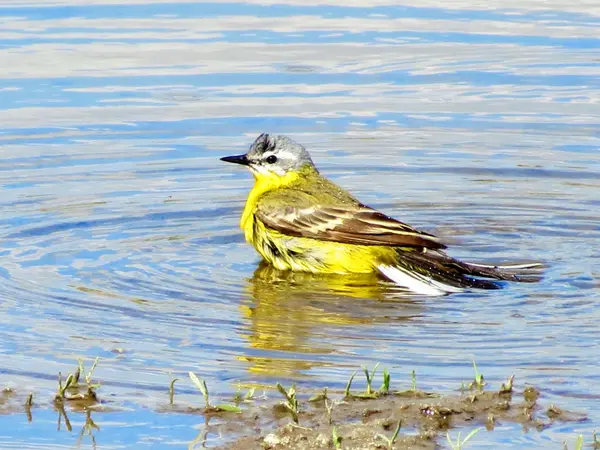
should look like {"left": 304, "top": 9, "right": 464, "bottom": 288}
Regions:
{"left": 247, "top": 216, "right": 393, "bottom": 274}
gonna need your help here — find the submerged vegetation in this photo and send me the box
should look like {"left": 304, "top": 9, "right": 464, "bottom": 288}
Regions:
{"left": 0, "top": 358, "right": 592, "bottom": 449}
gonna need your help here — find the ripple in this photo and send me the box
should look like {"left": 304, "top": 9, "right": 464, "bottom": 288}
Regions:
{"left": 0, "top": 1, "right": 599, "bottom": 448}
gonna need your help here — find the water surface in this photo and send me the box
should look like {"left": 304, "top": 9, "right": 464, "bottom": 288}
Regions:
{"left": 1, "top": 0, "right": 599, "bottom": 448}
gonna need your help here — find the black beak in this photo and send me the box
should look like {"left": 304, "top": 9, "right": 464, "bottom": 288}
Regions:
{"left": 220, "top": 154, "right": 250, "bottom": 166}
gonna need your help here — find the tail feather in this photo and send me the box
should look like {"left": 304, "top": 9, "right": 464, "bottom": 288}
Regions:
{"left": 378, "top": 250, "right": 543, "bottom": 296}
{"left": 457, "top": 260, "right": 544, "bottom": 283}
{"left": 378, "top": 264, "right": 466, "bottom": 296}
{"left": 461, "top": 263, "right": 544, "bottom": 283}
{"left": 467, "top": 262, "right": 543, "bottom": 270}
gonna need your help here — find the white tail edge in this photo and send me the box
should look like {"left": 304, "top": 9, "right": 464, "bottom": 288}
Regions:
{"left": 378, "top": 264, "right": 464, "bottom": 296}
{"left": 467, "top": 262, "right": 543, "bottom": 270}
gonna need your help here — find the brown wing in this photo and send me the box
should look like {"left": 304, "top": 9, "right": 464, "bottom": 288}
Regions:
{"left": 256, "top": 203, "right": 446, "bottom": 249}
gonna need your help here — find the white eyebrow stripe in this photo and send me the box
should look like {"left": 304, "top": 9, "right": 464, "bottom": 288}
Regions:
{"left": 271, "top": 150, "right": 295, "bottom": 159}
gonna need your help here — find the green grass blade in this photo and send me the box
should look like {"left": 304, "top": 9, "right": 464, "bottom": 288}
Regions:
{"left": 370, "top": 363, "right": 380, "bottom": 385}
{"left": 189, "top": 372, "right": 207, "bottom": 396}
{"left": 362, "top": 365, "right": 370, "bottom": 386}
{"left": 379, "top": 368, "right": 390, "bottom": 394}
{"left": 87, "top": 357, "right": 99, "bottom": 383}
{"left": 169, "top": 378, "right": 178, "bottom": 405}
{"left": 188, "top": 371, "right": 210, "bottom": 408}
{"left": 344, "top": 371, "right": 357, "bottom": 397}
{"left": 390, "top": 420, "right": 402, "bottom": 443}
{"left": 463, "top": 427, "right": 481, "bottom": 444}
{"left": 276, "top": 383, "right": 289, "bottom": 401}
{"left": 62, "top": 373, "right": 75, "bottom": 394}
{"left": 244, "top": 388, "right": 255, "bottom": 400}
{"left": 214, "top": 404, "right": 242, "bottom": 413}
{"left": 332, "top": 426, "right": 342, "bottom": 449}
{"left": 446, "top": 430, "right": 458, "bottom": 450}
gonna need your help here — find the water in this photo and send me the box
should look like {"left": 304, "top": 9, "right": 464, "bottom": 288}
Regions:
{"left": 1, "top": 1, "right": 599, "bottom": 448}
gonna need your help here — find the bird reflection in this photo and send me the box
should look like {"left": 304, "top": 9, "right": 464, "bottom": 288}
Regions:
{"left": 237, "top": 262, "right": 422, "bottom": 378}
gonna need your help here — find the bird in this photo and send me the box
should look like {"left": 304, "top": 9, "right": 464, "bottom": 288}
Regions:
{"left": 221, "top": 133, "right": 542, "bottom": 296}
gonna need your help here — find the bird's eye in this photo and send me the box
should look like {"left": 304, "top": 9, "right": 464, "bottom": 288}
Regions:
{"left": 266, "top": 155, "right": 278, "bottom": 164}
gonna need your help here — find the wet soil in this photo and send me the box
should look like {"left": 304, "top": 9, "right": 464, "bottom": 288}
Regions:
{"left": 1, "top": 368, "right": 586, "bottom": 450}
{"left": 213, "top": 380, "right": 584, "bottom": 449}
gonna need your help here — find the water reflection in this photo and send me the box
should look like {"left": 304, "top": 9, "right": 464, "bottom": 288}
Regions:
{"left": 53, "top": 406, "right": 99, "bottom": 449}
{"left": 238, "top": 262, "right": 421, "bottom": 377}
{"left": 76, "top": 410, "right": 100, "bottom": 450}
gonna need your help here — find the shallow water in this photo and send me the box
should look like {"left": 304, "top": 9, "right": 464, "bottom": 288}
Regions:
{"left": 1, "top": 1, "right": 599, "bottom": 448}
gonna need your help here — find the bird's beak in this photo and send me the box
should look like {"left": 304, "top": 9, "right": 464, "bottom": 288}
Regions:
{"left": 220, "top": 154, "right": 250, "bottom": 166}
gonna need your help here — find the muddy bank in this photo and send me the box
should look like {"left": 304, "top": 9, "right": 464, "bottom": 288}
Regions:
{"left": 218, "top": 381, "right": 583, "bottom": 449}
{"left": 1, "top": 362, "right": 587, "bottom": 449}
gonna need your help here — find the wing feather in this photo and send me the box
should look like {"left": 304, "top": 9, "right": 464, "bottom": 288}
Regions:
{"left": 256, "top": 202, "right": 446, "bottom": 249}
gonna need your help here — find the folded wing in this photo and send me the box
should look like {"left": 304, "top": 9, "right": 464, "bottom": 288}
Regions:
{"left": 256, "top": 202, "right": 446, "bottom": 249}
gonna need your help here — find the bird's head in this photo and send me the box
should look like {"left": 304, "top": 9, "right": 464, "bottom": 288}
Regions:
{"left": 221, "top": 133, "right": 315, "bottom": 178}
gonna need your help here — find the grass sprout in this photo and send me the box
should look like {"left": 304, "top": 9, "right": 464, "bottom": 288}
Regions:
{"left": 468, "top": 361, "right": 485, "bottom": 390}
{"left": 169, "top": 377, "right": 179, "bottom": 405}
{"left": 362, "top": 363, "right": 379, "bottom": 396}
{"left": 332, "top": 426, "right": 343, "bottom": 449}
{"left": 351, "top": 363, "right": 382, "bottom": 399}
{"left": 54, "top": 358, "right": 101, "bottom": 405}
{"left": 233, "top": 385, "right": 256, "bottom": 404}
{"left": 344, "top": 371, "right": 357, "bottom": 398}
{"left": 188, "top": 372, "right": 241, "bottom": 413}
{"left": 379, "top": 368, "right": 390, "bottom": 394}
{"left": 276, "top": 382, "right": 299, "bottom": 423}
{"left": 77, "top": 357, "right": 100, "bottom": 387}
{"left": 563, "top": 434, "right": 584, "bottom": 450}
{"left": 446, "top": 427, "right": 481, "bottom": 450}
{"left": 376, "top": 420, "right": 402, "bottom": 450}
{"left": 499, "top": 375, "right": 515, "bottom": 394}
{"left": 344, "top": 364, "right": 390, "bottom": 399}
{"left": 325, "top": 398, "right": 336, "bottom": 425}
{"left": 244, "top": 388, "right": 256, "bottom": 401}
{"left": 309, "top": 387, "right": 328, "bottom": 403}
{"left": 56, "top": 372, "right": 75, "bottom": 399}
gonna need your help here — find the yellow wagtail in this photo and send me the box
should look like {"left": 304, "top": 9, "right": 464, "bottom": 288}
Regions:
{"left": 221, "top": 133, "right": 541, "bottom": 296}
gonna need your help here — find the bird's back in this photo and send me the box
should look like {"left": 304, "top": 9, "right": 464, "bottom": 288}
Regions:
{"left": 275, "top": 168, "right": 359, "bottom": 207}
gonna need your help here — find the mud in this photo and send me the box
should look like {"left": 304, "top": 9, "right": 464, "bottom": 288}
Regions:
{"left": 1, "top": 366, "right": 586, "bottom": 450}
{"left": 216, "top": 383, "right": 585, "bottom": 449}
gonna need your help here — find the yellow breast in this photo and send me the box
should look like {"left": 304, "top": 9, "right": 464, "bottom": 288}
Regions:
{"left": 240, "top": 170, "right": 299, "bottom": 244}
